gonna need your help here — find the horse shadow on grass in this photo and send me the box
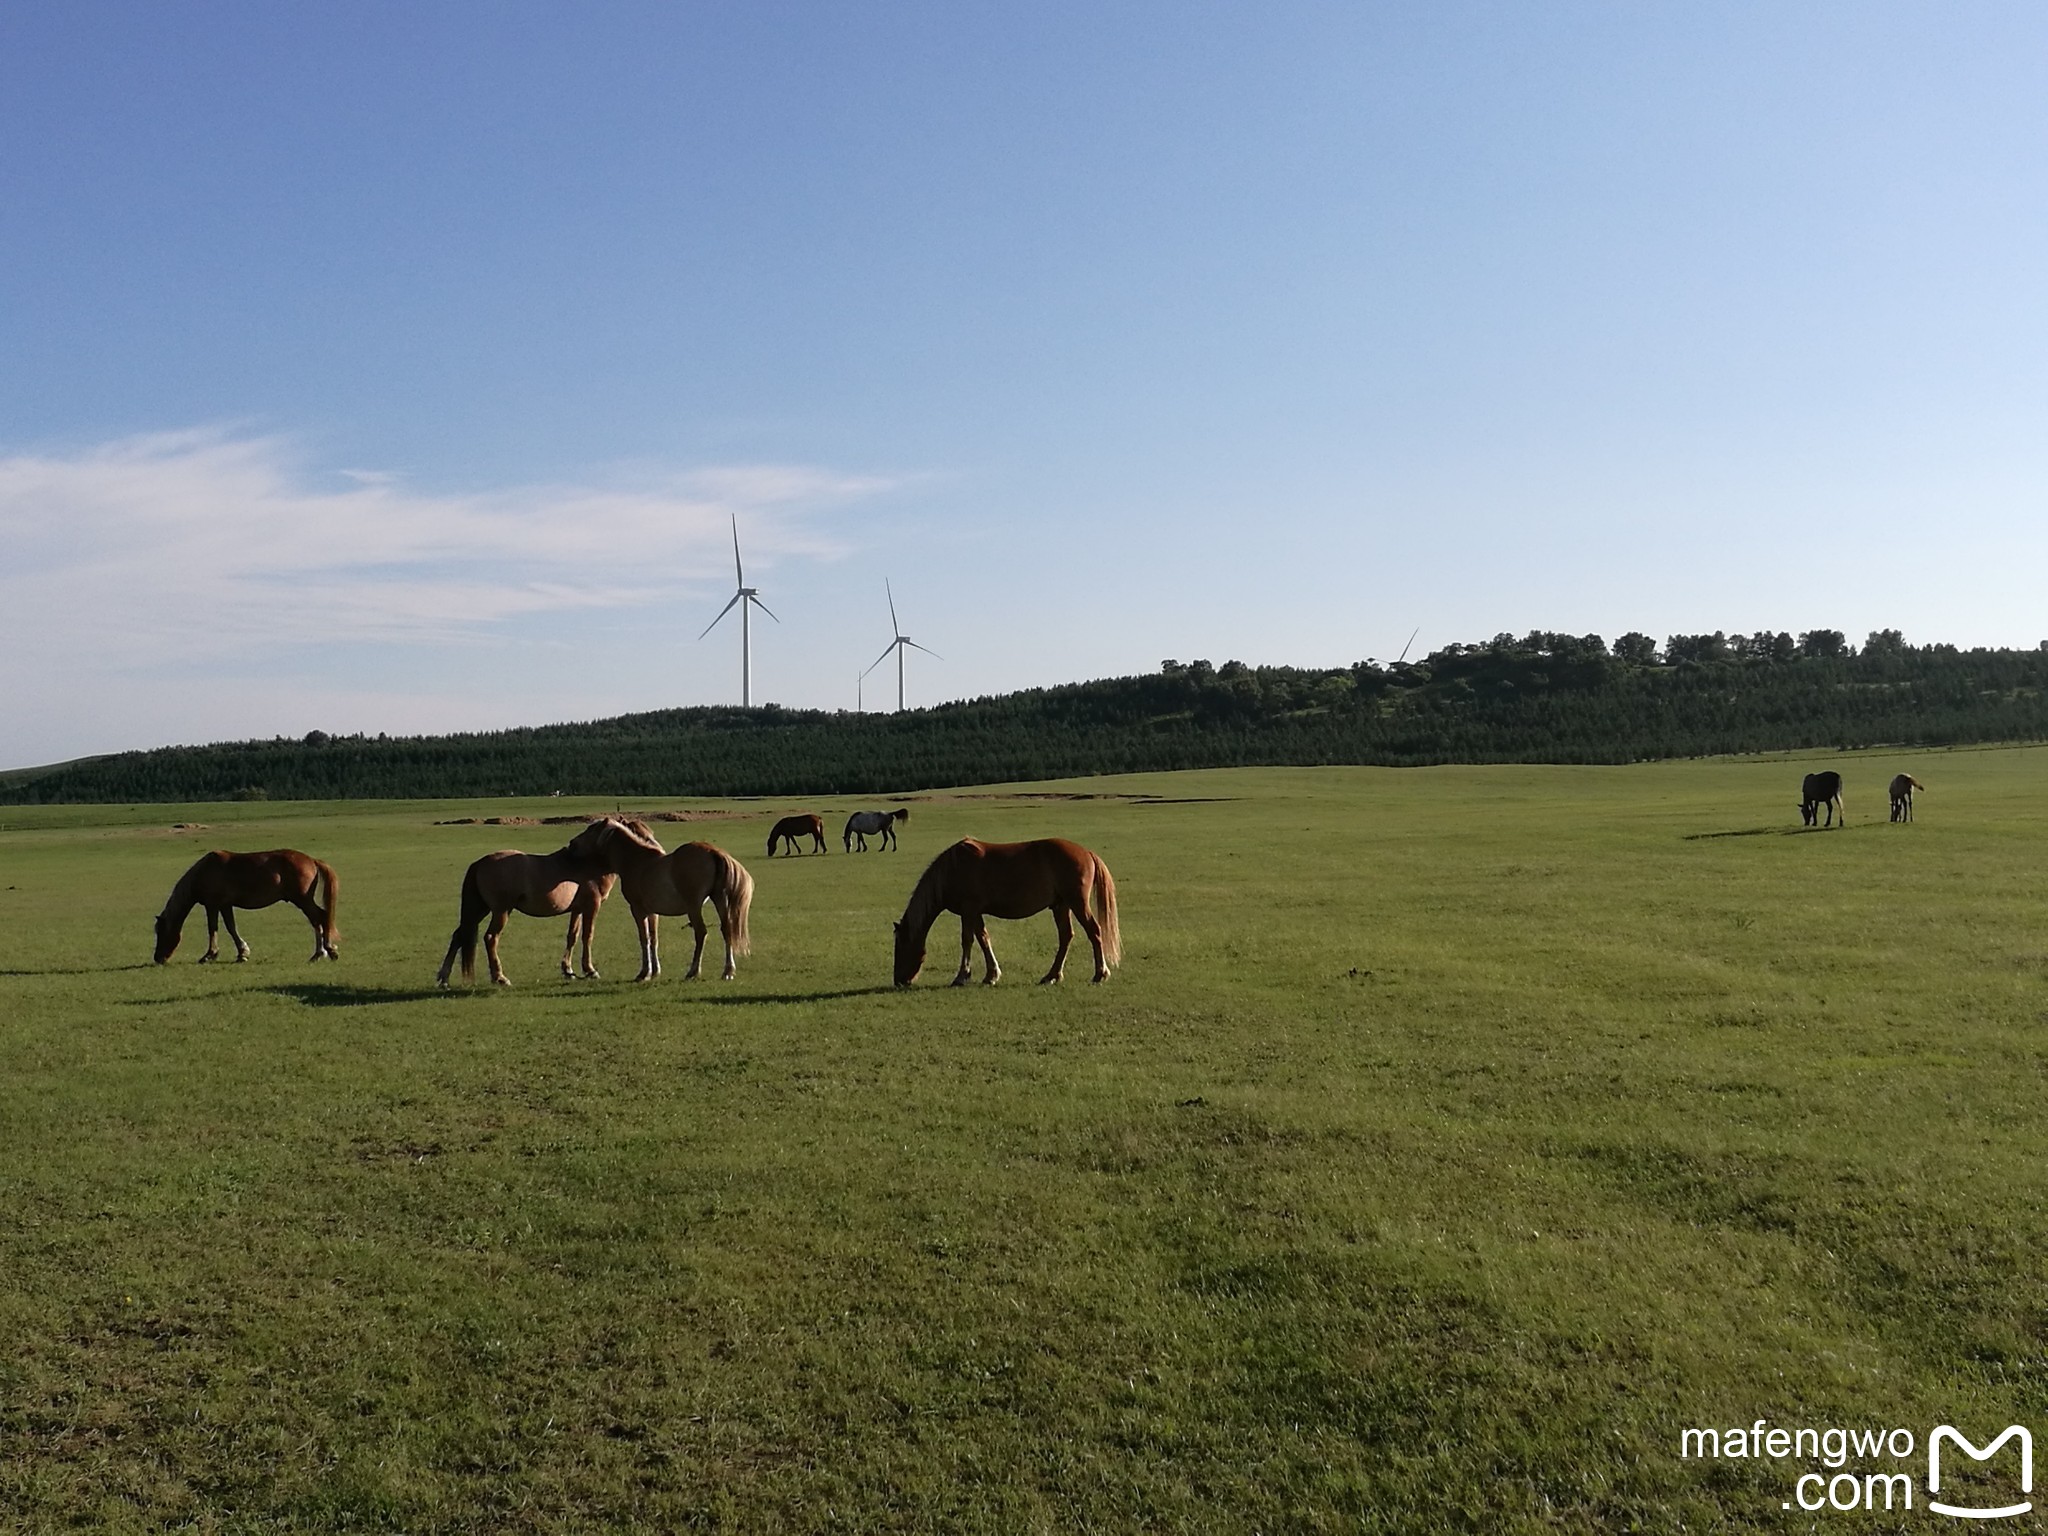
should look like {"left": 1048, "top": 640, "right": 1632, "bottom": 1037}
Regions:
{"left": 687, "top": 985, "right": 899, "bottom": 1006}
{"left": 1683, "top": 824, "right": 1872, "bottom": 841}
{"left": 266, "top": 982, "right": 456, "bottom": 1008}
{"left": 0, "top": 962, "right": 159, "bottom": 976}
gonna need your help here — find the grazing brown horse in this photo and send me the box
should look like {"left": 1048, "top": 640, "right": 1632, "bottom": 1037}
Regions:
{"left": 435, "top": 836, "right": 615, "bottom": 987}
{"left": 566, "top": 818, "right": 755, "bottom": 981}
{"left": 154, "top": 849, "right": 339, "bottom": 964}
{"left": 894, "top": 838, "right": 1120, "bottom": 987}
{"left": 766, "top": 812, "right": 827, "bottom": 856}
{"left": 845, "top": 807, "right": 910, "bottom": 852}
{"left": 1889, "top": 773, "right": 1925, "bottom": 822}
{"left": 1800, "top": 771, "right": 1844, "bottom": 828}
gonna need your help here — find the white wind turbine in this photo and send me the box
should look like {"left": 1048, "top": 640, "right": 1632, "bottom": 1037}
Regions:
{"left": 698, "top": 515, "right": 778, "bottom": 706}
{"left": 861, "top": 579, "right": 940, "bottom": 711}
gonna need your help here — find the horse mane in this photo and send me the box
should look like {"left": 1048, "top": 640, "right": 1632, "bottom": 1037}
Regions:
{"left": 158, "top": 855, "right": 209, "bottom": 921}
{"left": 899, "top": 847, "right": 950, "bottom": 934}
{"left": 617, "top": 818, "right": 667, "bottom": 853}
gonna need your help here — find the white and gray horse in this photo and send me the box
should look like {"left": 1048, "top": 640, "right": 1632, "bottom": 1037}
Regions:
{"left": 844, "top": 807, "right": 910, "bottom": 852}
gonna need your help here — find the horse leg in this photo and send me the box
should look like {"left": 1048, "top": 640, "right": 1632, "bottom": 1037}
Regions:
{"left": 577, "top": 902, "right": 602, "bottom": 979}
{"left": 1040, "top": 907, "right": 1074, "bottom": 985}
{"left": 294, "top": 895, "right": 327, "bottom": 962}
{"left": 486, "top": 911, "right": 511, "bottom": 986}
{"left": 1079, "top": 904, "right": 1109, "bottom": 984}
{"left": 200, "top": 905, "right": 220, "bottom": 962}
{"left": 951, "top": 914, "right": 976, "bottom": 986}
{"left": 635, "top": 913, "right": 655, "bottom": 983}
{"left": 560, "top": 914, "right": 580, "bottom": 979}
{"left": 718, "top": 904, "right": 738, "bottom": 981}
{"left": 222, "top": 907, "right": 250, "bottom": 962}
{"left": 684, "top": 908, "right": 709, "bottom": 980}
{"left": 976, "top": 920, "right": 1001, "bottom": 985}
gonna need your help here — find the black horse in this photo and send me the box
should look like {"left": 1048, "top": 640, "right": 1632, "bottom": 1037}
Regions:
{"left": 1800, "top": 771, "right": 1844, "bottom": 828}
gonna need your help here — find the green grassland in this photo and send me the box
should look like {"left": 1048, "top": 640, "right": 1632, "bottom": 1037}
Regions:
{"left": 3, "top": 748, "right": 2046, "bottom": 1532}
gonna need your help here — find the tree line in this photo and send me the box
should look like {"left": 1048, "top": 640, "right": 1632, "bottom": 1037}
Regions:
{"left": 8, "top": 629, "right": 2046, "bottom": 804}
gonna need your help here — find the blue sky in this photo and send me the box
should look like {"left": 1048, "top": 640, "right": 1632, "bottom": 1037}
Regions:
{"left": 5, "top": 3, "right": 2045, "bottom": 765}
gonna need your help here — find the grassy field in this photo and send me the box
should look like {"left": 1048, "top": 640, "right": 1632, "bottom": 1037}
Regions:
{"left": 3, "top": 746, "right": 2046, "bottom": 1532}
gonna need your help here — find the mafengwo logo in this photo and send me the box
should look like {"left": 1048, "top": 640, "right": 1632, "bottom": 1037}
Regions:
{"left": 1680, "top": 1420, "right": 2033, "bottom": 1517}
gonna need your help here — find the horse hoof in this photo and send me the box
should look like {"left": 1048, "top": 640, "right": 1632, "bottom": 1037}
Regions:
{"left": 494, "top": 977, "right": 513, "bottom": 988}
{"left": 1038, "top": 975, "right": 1061, "bottom": 986}
{"left": 949, "top": 975, "right": 970, "bottom": 988}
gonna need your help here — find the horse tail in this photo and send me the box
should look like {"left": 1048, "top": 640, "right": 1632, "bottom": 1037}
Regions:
{"left": 315, "top": 859, "right": 340, "bottom": 951}
{"left": 452, "top": 861, "right": 487, "bottom": 981}
{"left": 716, "top": 849, "right": 754, "bottom": 956}
{"left": 1092, "top": 854, "right": 1121, "bottom": 968}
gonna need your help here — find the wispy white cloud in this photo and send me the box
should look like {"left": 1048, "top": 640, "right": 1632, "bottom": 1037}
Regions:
{"left": 0, "top": 428, "right": 896, "bottom": 662}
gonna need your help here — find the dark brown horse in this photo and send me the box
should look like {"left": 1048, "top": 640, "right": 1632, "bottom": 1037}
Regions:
{"left": 1800, "top": 771, "right": 1845, "bottom": 828}
{"left": 1889, "top": 773, "right": 1925, "bottom": 822}
{"left": 766, "top": 812, "right": 827, "bottom": 856}
{"left": 845, "top": 807, "right": 910, "bottom": 852}
{"left": 435, "top": 836, "right": 615, "bottom": 987}
{"left": 894, "top": 838, "right": 1120, "bottom": 987}
{"left": 154, "top": 849, "right": 339, "bottom": 964}
{"left": 567, "top": 818, "right": 755, "bottom": 980}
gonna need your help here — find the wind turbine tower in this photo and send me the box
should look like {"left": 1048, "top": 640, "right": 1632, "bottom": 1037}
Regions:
{"left": 861, "top": 579, "right": 940, "bottom": 711}
{"left": 698, "top": 515, "right": 779, "bottom": 706}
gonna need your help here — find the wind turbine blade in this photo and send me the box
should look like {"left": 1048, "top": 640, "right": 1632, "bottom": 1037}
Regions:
{"left": 904, "top": 640, "right": 942, "bottom": 660}
{"left": 886, "top": 578, "right": 900, "bottom": 638}
{"left": 749, "top": 595, "right": 780, "bottom": 623}
{"left": 1397, "top": 626, "right": 1420, "bottom": 664}
{"left": 731, "top": 515, "right": 744, "bottom": 586}
{"left": 864, "top": 639, "right": 899, "bottom": 675}
{"left": 698, "top": 591, "right": 741, "bottom": 639}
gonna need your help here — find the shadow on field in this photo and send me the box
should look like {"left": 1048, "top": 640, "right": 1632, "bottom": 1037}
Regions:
{"left": 266, "top": 982, "right": 455, "bottom": 1008}
{"left": 0, "top": 963, "right": 157, "bottom": 976}
{"left": 1683, "top": 825, "right": 1871, "bottom": 840}
{"left": 690, "top": 985, "right": 900, "bottom": 1005}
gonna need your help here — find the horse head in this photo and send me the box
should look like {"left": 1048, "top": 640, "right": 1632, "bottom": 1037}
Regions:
{"left": 893, "top": 920, "right": 925, "bottom": 987}
{"left": 152, "top": 910, "right": 180, "bottom": 964}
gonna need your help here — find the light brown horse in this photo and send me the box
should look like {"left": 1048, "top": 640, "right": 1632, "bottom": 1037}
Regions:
{"left": 894, "top": 838, "right": 1119, "bottom": 987}
{"left": 154, "top": 849, "right": 339, "bottom": 964}
{"left": 566, "top": 818, "right": 755, "bottom": 981}
{"left": 766, "top": 812, "right": 827, "bottom": 856}
{"left": 1889, "top": 773, "right": 1925, "bottom": 822}
{"left": 435, "top": 836, "right": 615, "bottom": 987}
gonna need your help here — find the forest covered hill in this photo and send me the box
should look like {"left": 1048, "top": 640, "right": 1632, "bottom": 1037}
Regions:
{"left": 7, "top": 627, "right": 2045, "bottom": 803}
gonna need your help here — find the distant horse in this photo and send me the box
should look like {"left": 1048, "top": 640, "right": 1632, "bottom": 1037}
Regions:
{"left": 1889, "top": 773, "right": 1925, "bottom": 822}
{"left": 435, "top": 835, "right": 615, "bottom": 987}
{"left": 567, "top": 817, "right": 755, "bottom": 981}
{"left": 845, "top": 807, "right": 910, "bottom": 852}
{"left": 894, "top": 837, "right": 1120, "bottom": 987}
{"left": 154, "top": 849, "right": 339, "bottom": 964}
{"left": 1800, "top": 771, "right": 1845, "bottom": 828}
{"left": 766, "top": 813, "right": 827, "bottom": 856}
